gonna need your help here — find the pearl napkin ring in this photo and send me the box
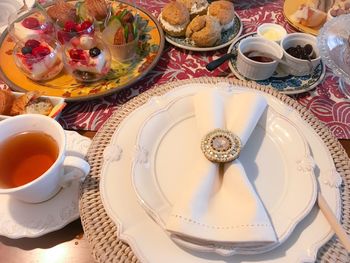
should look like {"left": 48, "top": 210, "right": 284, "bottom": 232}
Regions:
{"left": 201, "top": 129, "right": 242, "bottom": 163}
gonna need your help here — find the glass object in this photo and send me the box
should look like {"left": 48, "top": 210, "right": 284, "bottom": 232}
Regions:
{"left": 13, "top": 35, "right": 63, "bottom": 81}
{"left": 317, "top": 14, "right": 350, "bottom": 98}
{"left": 55, "top": 17, "right": 95, "bottom": 44}
{"left": 102, "top": 4, "right": 139, "bottom": 62}
{"left": 63, "top": 34, "right": 111, "bottom": 82}
{"left": 8, "top": 8, "right": 55, "bottom": 42}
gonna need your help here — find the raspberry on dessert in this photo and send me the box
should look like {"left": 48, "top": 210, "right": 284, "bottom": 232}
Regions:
{"left": 81, "top": 21, "right": 93, "bottom": 31}
{"left": 22, "top": 17, "right": 40, "bottom": 29}
{"left": 69, "top": 48, "right": 85, "bottom": 60}
{"left": 64, "top": 20, "right": 77, "bottom": 32}
{"left": 25, "top": 39, "right": 41, "bottom": 49}
{"left": 32, "top": 46, "right": 51, "bottom": 57}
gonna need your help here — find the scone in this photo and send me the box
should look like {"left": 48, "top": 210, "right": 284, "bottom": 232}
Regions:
{"left": 208, "top": 0, "right": 235, "bottom": 31}
{"left": 159, "top": 1, "right": 190, "bottom": 37}
{"left": 177, "top": 0, "right": 209, "bottom": 19}
{"left": 186, "top": 15, "right": 221, "bottom": 47}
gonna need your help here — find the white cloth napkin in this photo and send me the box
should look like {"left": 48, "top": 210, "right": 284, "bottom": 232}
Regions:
{"left": 165, "top": 90, "right": 277, "bottom": 248}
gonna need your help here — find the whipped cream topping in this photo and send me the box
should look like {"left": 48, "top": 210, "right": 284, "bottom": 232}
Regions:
{"left": 222, "top": 19, "right": 234, "bottom": 31}
{"left": 159, "top": 13, "right": 187, "bottom": 33}
{"left": 191, "top": 1, "right": 209, "bottom": 14}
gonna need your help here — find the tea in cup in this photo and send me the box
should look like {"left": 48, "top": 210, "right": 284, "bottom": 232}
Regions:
{"left": 0, "top": 114, "right": 90, "bottom": 203}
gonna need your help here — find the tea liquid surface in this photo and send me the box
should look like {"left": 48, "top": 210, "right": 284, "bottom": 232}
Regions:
{"left": 0, "top": 131, "right": 58, "bottom": 188}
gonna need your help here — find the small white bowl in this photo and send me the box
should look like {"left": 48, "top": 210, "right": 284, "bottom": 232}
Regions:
{"left": 257, "top": 23, "right": 287, "bottom": 44}
{"left": 280, "top": 33, "right": 321, "bottom": 76}
{"left": 236, "top": 37, "right": 283, "bottom": 80}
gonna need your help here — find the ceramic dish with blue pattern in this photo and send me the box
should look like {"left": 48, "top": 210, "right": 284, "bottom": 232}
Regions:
{"left": 165, "top": 13, "right": 242, "bottom": 52}
{"left": 228, "top": 33, "right": 326, "bottom": 95}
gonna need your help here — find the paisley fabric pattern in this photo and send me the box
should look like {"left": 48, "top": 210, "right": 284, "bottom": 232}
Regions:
{"left": 1, "top": 0, "right": 349, "bottom": 138}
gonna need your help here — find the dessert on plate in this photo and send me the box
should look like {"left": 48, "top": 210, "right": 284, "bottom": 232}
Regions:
{"left": 47, "top": 0, "right": 76, "bottom": 24}
{"left": 186, "top": 15, "right": 221, "bottom": 47}
{"left": 13, "top": 37, "right": 63, "bottom": 81}
{"left": 207, "top": 0, "right": 236, "bottom": 31}
{"left": 159, "top": 1, "right": 190, "bottom": 37}
{"left": 55, "top": 18, "right": 95, "bottom": 44}
{"left": 102, "top": 8, "right": 139, "bottom": 61}
{"left": 0, "top": 90, "right": 15, "bottom": 115}
{"left": 63, "top": 34, "right": 111, "bottom": 82}
{"left": 177, "top": 0, "right": 209, "bottom": 19}
{"left": 289, "top": 0, "right": 350, "bottom": 27}
{"left": 9, "top": 10, "right": 55, "bottom": 42}
{"left": 10, "top": 91, "right": 53, "bottom": 116}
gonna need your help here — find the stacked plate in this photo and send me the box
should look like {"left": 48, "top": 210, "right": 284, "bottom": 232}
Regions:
{"left": 99, "top": 82, "right": 341, "bottom": 262}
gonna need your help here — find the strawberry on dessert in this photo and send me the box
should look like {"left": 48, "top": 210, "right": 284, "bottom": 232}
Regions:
{"left": 14, "top": 38, "right": 63, "bottom": 81}
{"left": 10, "top": 11, "right": 55, "bottom": 42}
{"left": 63, "top": 35, "right": 111, "bottom": 82}
{"left": 56, "top": 19, "right": 95, "bottom": 44}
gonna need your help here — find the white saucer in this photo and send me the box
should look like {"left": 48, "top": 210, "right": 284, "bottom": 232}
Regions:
{"left": 0, "top": 130, "right": 91, "bottom": 239}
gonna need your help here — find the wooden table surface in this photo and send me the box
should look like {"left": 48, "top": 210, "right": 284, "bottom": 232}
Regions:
{"left": 0, "top": 131, "right": 349, "bottom": 263}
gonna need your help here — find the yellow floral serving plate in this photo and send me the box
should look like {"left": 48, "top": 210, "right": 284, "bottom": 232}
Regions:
{"left": 283, "top": 0, "right": 320, "bottom": 36}
{"left": 0, "top": 1, "right": 164, "bottom": 101}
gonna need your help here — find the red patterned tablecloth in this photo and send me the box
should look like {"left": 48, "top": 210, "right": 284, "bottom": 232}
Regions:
{"left": 1, "top": 0, "right": 350, "bottom": 138}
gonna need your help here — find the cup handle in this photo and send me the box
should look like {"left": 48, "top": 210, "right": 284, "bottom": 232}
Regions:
{"left": 59, "top": 156, "right": 90, "bottom": 188}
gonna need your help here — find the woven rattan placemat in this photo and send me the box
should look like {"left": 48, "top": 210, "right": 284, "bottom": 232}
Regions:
{"left": 79, "top": 77, "right": 350, "bottom": 263}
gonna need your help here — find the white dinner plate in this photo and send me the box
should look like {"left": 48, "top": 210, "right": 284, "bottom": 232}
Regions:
{"left": 100, "top": 83, "right": 341, "bottom": 263}
{"left": 0, "top": 131, "right": 91, "bottom": 239}
{"left": 131, "top": 92, "right": 317, "bottom": 255}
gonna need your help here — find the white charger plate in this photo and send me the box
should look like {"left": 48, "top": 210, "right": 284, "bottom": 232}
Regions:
{"left": 0, "top": 131, "right": 90, "bottom": 239}
{"left": 100, "top": 83, "right": 341, "bottom": 263}
{"left": 131, "top": 93, "right": 317, "bottom": 255}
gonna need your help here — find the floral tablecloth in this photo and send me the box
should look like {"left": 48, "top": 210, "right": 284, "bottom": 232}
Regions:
{"left": 1, "top": 0, "right": 350, "bottom": 139}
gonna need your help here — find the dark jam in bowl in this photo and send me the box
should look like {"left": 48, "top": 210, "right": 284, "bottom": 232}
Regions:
{"left": 243, "top": 51, "right": 274, "bottom": 63}
{"left": 285, "top": 44, "right": 316, "bottom": 60}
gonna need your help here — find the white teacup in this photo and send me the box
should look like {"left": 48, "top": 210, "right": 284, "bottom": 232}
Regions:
{"left": 0, "top": 114, "right": 90, "bottom": 203}
{"left": 236, "top": 37, "right": 283, "bottom": 80}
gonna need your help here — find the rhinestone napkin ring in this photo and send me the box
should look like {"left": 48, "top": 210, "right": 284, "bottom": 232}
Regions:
{"left": 201, "top": 129, "right": 242, "bottom": 163}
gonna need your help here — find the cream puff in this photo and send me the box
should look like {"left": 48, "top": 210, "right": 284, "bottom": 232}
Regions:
{"left": 186, "top": 15, "right": 221, "bottom": 47}
{"left": 208, "top": 0, "right": 236, "bottom": 31}
{"left": 177, "top": 0, "right": 209, "bottom": 19}
{"left": 159, "top": 1, "right": 190, "bottom": 37}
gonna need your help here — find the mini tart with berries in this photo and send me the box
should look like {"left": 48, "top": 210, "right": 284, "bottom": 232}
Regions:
{"left": 56, "top": 19, "right": 95, "bottom": 44}
{"left": 13, "top": 38, "right": 63, "bottom": 81}
{"left": 10, "top": 12, "right": 55, "bottom": 42}
{"left": 63, "top": 35, "right": 111, "bottom": 82}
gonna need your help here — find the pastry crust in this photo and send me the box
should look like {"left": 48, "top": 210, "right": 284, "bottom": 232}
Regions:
{"left": 85, "top": 0, "right": 109, "bottom": 21}
{"left": 162, "top": 1, "right": 190, "bottom": 26}
{"left": 47, "top": 0, "right": 76, "bottom": 24}
{"left": 10, "top": 91, "right": 41, "bottom": 116}
{"left": 160, "top": 1, "right": 190, "bottom": 37}
{"left": 208, "top": 0, "right": 235, "bottom": 26}
{"left": 186, "top": 15, "right": 221, "bottom": 47}
{"left": 0, "top": 90, "right": 15, "bottom": 115}
{"left": 177, "top": 0, "right": 209, "bottom": 18}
